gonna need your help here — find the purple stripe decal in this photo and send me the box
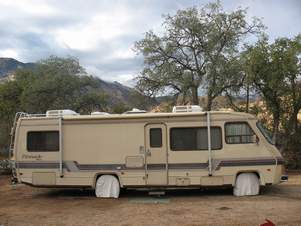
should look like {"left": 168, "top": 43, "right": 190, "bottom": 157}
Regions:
{"left": 17, "top": 157, "right": 284, "bottom": 171}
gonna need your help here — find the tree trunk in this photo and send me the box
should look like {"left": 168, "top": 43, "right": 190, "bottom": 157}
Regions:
{"left": 182, "top": 90, "right": 188, "bottom": 105}
{"left": 246, "top": 85, "right": 249, "bottom": 113}
{"left": 191, "top": 86, "right": 199, "bottom": 105}
{"left": 207, "top": 95, "right": 213, "bottom": 111}
{"left": 287, "top": 107, "right": 300, "bottom": 135}
{"left": 272, "top": 112, "right": 280, "bottom": 145}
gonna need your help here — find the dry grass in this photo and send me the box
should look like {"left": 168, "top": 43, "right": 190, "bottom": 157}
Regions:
{"left": 0, "top": 173, "right": 301, "bottom": 226}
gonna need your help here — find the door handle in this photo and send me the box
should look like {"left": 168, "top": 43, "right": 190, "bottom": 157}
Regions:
{"left": 139, "top": 146, "right": 145, "bottom": 154}
{"left": 146, "top": 149, "right": 151, "bottom": 157}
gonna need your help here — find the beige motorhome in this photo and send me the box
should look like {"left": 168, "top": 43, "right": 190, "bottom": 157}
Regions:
{"left": 10, "top": 106, "right": 287, "bottom": 197}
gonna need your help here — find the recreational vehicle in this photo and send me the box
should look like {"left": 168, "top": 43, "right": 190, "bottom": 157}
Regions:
{"left": 10, "top": 106, "right": 287, "bottom": 198}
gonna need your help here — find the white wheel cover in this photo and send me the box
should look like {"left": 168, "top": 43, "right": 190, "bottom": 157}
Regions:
{"left": 95, "top": 175, "right": 120, "bottom": 198}
{"left": 233, "top": 173, "right": 260, "bottom": 196}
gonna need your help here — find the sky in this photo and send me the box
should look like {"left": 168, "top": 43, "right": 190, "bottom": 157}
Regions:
{"left": 0, "top": 0, "right": 300, "bottom": 86}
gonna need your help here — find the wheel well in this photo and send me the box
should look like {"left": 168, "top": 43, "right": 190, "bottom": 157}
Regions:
{"left": 92, "top": 173, "right": 120, "bottom": 188}
{"left": 235, "top": 171, "right": 261, "bottom": 184}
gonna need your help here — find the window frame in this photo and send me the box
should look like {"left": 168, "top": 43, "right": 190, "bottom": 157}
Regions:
{"left": 256, "top": 121, "right": 274, "bottom": 145}
{"left": 224, "top": 121, "right": 257, "bottom": 145}
{"left": 169, "top": 126, "right": 223, "bottom": 151}
{"left": 27, "top": 130, "right": 60, "bottom": 152}
{"left": 149, "top": 128, "right": 163, "bottom": 148}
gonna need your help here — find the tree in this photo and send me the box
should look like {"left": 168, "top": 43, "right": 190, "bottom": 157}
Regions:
{"left": 112, "top": 102, "right": 131, "bottom": 114}
{"left": 0, "top": 56, "right": 109, "bottom": 155}
{"left": 77, "top": 92, "right": 108, "bottom": 114}
{"left": 244, "top": 34, "right": 301, "bottom": 144}
{"left": 15, "top": 56, "right": 107, "bottom": 114}
{"left": 135, "top": 1, "right": 262, "bottom": 108}
{"left": 0, "top": 81, "right": 22, "bottom": 155}
{"left": 278, "top": 35, "right": 301, "bottom": 135}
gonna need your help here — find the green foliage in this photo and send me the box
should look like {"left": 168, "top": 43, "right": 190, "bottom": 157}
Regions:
{"left": 0, "top": 81, "right": 23, "bottom": 156}
{"left": 135, "top": 1, "right": 263, "bottom": 108}
{"left": 76, "top": 91, "right": 108, "bottom": 114}
{"left": 244, "top": 34, "right": 301, "bottom": 144}
{"left": 0, "top": 56, "right": 109, "bottom": 155}
{"left": 128, "top": 90, "right": 155, "bottom": 110}
{"left": 0, "top": 81, "right": 22, "bottom": 119}
{"left": 12, "top": 56, "right": 104, "bottom": 114}
{"left": 112, "top": 103, "right": 131, "bottom": 114}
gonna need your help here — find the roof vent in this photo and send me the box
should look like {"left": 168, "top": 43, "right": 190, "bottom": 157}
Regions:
{"left": 172, "top": 105, "right": 203, "bottom": 113}
{"left": 123, "top": 108, "right": 147, "bottom": 114}
{"left": 91, "top": 111, "right": 110, "bottom": 115}
{"left": 46, "top": 109, "right": 79, "bottom": 117}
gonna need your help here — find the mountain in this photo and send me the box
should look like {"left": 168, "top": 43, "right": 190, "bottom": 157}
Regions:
{"left": 0, "top": 57, "right": 156, "bottom": 110}
{"left": 0, "top": 58, "right": 35, "bottom": 78}
{"left": 92, "top": 78, "right": 156, "bottom": 109}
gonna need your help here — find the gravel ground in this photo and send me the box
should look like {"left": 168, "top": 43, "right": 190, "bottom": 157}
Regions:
{"left": 0, "top": 173, "right": 301, "bottom": 226}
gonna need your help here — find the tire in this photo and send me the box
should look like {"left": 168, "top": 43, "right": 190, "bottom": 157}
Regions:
{"left": 233, "top": 173, "right": 260, "bottom": 196}
{"left": 95, "top": 175, "right": 120, "bottom": 198}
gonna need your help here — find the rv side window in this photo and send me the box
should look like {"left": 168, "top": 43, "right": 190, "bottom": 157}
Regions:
{"left": 27, "top": 131, "right": 59, "bottom": 152}
{"left": 225, "top": 122, "right": 255, "bottom": 144}
{"left": 170, "top": 127, "right": 222, "bottom": 151}
{"left": 150, "top": 128, "right": 162, "bottom": 148}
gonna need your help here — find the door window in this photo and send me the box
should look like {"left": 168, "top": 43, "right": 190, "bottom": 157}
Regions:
{"left": 150, "top": 128, "right": 162, "bottom": 148}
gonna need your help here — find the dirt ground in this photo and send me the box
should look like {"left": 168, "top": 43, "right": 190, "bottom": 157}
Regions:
{"left": 0, "top": 173, "right": 301, "bottom": 226}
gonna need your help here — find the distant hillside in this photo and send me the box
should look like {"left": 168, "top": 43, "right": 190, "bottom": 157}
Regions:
{"left": 0, "top": 58, "right": 35, "bottom": 78}
{"left": 92, "top": 78, "right": 157, "bottom": 109}
{"left": 0, "top": 57, "right": 156, "bottom": 110}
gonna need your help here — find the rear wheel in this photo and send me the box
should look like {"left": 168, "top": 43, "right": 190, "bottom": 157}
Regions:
{"left": 233, "top": 173, "right": 260, "bottom": 196}
{"left": 95, "top": 175, "right": 120, "bottom": 198}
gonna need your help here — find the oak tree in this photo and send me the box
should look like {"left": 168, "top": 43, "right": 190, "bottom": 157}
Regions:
{"left": 135, "top": 1, "right": 262, "bottom": 109}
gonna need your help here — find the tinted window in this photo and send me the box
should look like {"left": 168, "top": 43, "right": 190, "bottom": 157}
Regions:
{"left": 225, "top": 122, "right": 255, "bottom": 144}
{"left": 27, "top": 131, "right": 59, "bottom": 152}
{"left": 256, "top": 122, "right": 274, "bottom": 145}
{"left": 150, "top": 128, "right": 162, "bottom": 148}
{"left": 170, "top": 127, "right": 222, "bottom": 151}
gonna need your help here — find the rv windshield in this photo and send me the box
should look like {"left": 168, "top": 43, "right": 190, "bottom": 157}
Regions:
{"left": 256, "top": 122, "right": 274, "bottom": 145}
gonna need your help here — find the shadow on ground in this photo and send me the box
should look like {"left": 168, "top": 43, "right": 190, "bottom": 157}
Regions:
{"left": 34, "top": 186, "right": 243, "bottom": 199}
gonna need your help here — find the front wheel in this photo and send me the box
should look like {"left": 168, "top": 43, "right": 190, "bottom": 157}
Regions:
{"left": 95, "top": 175, "right": 120, "bottom": 198}
{"left": 233, "top": 173, "right": 260, "bottom": 196}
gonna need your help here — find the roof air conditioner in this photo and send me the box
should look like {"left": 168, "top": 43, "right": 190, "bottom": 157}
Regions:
{"left": 172, "top": 105, "right": 203, "bottom": 113}
{"left": 123, "top": 108, "right": 147, "bottom": 114}
{"left": 46, "top": 110, "right": 79, "bottom": 117}
{"left": 91, "top": 111, "right": 110, "bottom": 115}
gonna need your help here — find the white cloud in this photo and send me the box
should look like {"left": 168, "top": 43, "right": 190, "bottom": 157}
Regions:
{"left": 0, "top": 49, "right": 19, "bottom": 59}
{"left": 55, "top": 7, "right": 134, "bottom": 51}
{"left": 111, "top": 47, "right": 136, "bottom": 60}
{"left": 0, "top": 0, "right": 300, "bottom": 85}
{"left": 0, "top": 0, "right": 57, "bottom": 17}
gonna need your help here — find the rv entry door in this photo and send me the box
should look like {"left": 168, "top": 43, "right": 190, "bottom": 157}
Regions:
{"left": 145, "top": 124, "right": 168, "bottom": 185}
